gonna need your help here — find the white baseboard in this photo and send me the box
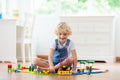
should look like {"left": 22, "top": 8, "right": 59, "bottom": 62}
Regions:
{"left": 77, "top": 56, "right": 115, "bottom": 63}
{"left": 17, "top": 57, "right": 36, "bottom": 62}
{"left": 0, "top": 57, "right": 17, "bottom": 63}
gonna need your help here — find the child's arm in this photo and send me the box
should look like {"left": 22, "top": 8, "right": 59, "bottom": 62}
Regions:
{"left": 48, "top": 48, "right": 55, "bottom": 71}
{"left": 71, "top": 49, "right": 77, "bottom": 71}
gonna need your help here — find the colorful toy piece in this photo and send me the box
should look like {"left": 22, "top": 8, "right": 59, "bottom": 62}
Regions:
{"left": 57, "top": 70, "right": 72, "bottom": 75}
{"left": 43, "top": 70, "right": 50, "bottom": 74}
{"left": 62, "top": 65, "right": 67, "bottom": 71}
{"left": 77, "top": 60, "right": 95, "bottom": 75}
{"left": 66, "top": 65, "right": 71, "bottom": 71}
{"left": 37, "top": 69, "right": 42, "bottom": 73}
{"left": 14, "top": 69, "right": 20, "bottom": 73}
{"left": 8, "top": 64, "right": 12, "bottom": 72}
{"left": 10, "top": 62, "right": 108, "bottom": 76}
{"left": 29, "top": 65, "right": 34, "bottom": 72}
{"left": 77, "top": 61, "right": 86, "bottom": 72}
{"left": 87, "top": 60, "right": 95, "bottom": 75}
{"left": 57, "top": 64, "right": 72, "bottom": 75}
{"left": 73, "top": 69, "right": 108, "bottom": 75}
{"left": 18, "top": 64, "right": 21, "bottom": 69}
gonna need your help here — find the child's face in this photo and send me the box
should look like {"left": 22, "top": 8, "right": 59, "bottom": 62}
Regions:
{"left": 58, "top": 32, "right": 69, "bottom": 44}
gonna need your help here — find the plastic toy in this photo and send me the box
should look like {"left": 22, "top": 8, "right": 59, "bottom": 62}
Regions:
{"left": 77, "top": 61, "right": 94, "bottom": 71}
{"left": 77, "top": 61, "right": 86, "bottom": 72}
{"left": 57, "top": 64, "right": 72, "bottom": 75}
{"left": 43, "top": 70, "right": 50, "bottom": 74}
{"left": 0, "top": 13, "right": 2, "bottom": 19}
{"left": 18, "top": 64, "right": 21, "bottom": 69}
{"left": 8, "top": 62, "right": 108, "bottom": 76}
{"left": 87, "top": 60, "right": 95, "bottom": 75}
{"left": 57, "top": 71, "right": 72, "bottom": 75}
{"left": 14, "top": 69, "right": 20, "bottom": 73}
{"left": 8, "top": 64, "right": 12, "bottom": 72}
{"left": 72, "top": 69, "right": 108, "bottom": 75}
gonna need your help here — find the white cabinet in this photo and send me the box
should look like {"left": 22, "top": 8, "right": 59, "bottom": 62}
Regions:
{"left": 0, "top": 19, "right": 17, "bottom": 63}
{"left": 60, "top": 16, "right": 115, "bottom": 62}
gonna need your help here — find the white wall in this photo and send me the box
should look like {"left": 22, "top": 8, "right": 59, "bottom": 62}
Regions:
{"left": 17, "top": 0, "right": 31, "bottom": 14}
{"left": 115, "top": 16, "right": 120, "bottom": 56}
{"left": 32, "top": 15, "right": 59, "bottom": 55}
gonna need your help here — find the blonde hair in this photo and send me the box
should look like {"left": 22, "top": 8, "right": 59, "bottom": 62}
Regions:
{"left": 55, "top": 22, "right": 72, "bottom": 35}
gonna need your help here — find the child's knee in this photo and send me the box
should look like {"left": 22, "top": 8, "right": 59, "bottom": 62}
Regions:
{"left": 66, "top": 57, "right": 74, "bottom": 64}
{"left": 33, "top": 58, "right": 39, "bottom": 65}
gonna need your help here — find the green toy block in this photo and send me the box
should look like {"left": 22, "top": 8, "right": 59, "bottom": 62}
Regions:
{"left": 18, "top": 64, "right": 21, "bottom": 69}
{"left": 8, "top": 68, "right": 12, "bottom": 72}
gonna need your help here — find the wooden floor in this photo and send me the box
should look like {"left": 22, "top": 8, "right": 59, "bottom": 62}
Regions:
{"left": 0, "top": 62, "right": 120, "bottom": 80}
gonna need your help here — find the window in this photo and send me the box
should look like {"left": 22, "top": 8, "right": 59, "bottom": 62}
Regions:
{"left": 1, "top": 0, "right": 120, "bottom": 17}
{"left": 0, "top": 0, "right": 2, "bottom": 12}
{"left": 33, "top": 0, "right": 120, "bottom": 16}
{"left": 0, "top": 0, "right": 8, "bottom": 17}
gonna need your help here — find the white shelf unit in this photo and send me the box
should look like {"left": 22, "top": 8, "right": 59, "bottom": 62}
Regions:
{"left": 60, "top": 16, "right": 115, "bottom": 63}
{"left": 0, "top": 19, "right": 17, "bottom": 63}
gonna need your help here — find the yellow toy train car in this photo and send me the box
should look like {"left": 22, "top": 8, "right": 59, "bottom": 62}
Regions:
{"left": 57, "top": 70, "right": 72, "bottom": 75}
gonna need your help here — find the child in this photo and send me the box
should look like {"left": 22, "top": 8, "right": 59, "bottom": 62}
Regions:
{"left": 34, "top": 22, "right": 77, "bottom": 72}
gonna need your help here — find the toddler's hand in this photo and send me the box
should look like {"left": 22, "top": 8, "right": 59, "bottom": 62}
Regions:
{"left": 71, "top": 69, "right": 77, "bottom": 73}
{"left": 49, "top": 66, "right": 55, "bottom": 73}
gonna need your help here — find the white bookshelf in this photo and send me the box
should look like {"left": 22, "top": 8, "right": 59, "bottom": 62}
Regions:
{"left": 60, "top": 16, "right": 115, "bottom": 63}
